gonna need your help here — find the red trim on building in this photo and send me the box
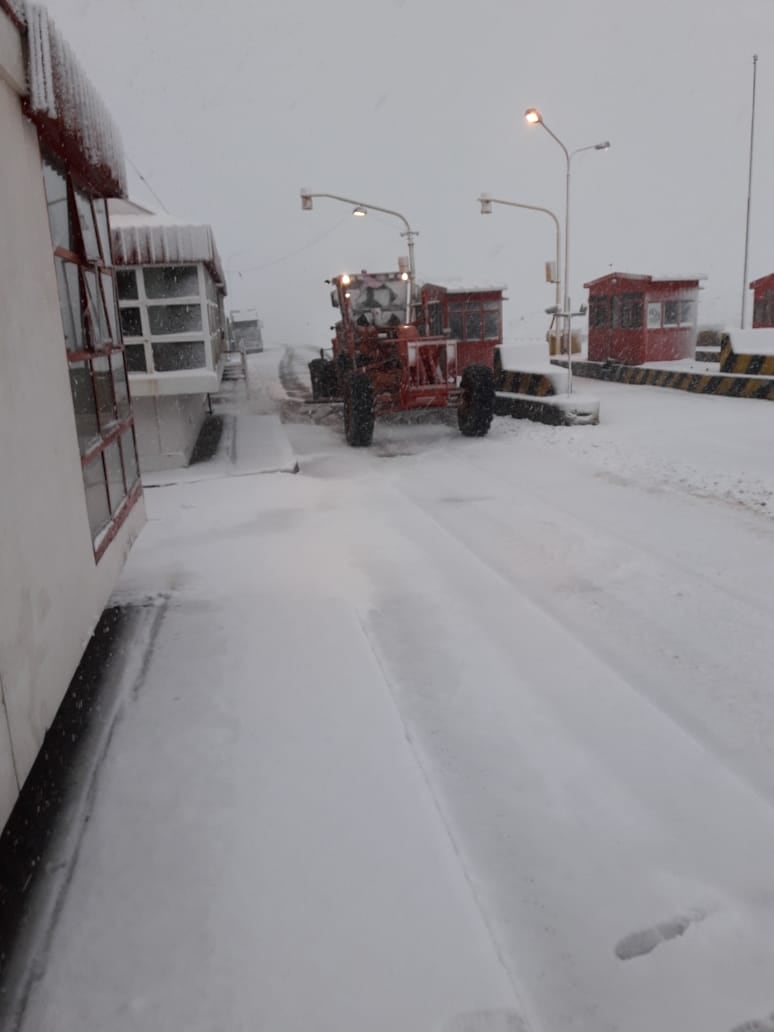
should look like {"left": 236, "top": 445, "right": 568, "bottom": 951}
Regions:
{"left": 0, "top": 0, "right": 24, "bottom": 30}
{"left": 93, "top": 478, "right": 143, "bottom": 563}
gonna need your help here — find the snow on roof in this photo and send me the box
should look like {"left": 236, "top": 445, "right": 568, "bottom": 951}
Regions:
{"left": 584, "top": 272, "right": 706, "bottom": 287}
{"left": 721, "top": 327, "right": 774, "bottom": 356}
{"left": 423, "top": 278, "right": 507, "bottom": 293}
{"left": 650, "top": 273, "right": 707, "bottom": 283}
{"left": 111, "top": 212, "right": 226, "bottom": 290}
{"left": 749, "top": 272, "right": 774, "bottom": 287}
{"left": 25, "top": 4, "right": 127, "bottom": 197}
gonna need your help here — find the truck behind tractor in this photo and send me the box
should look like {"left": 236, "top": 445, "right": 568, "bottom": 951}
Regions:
{"left": 310, "top": 271, "right": 504, "bottom": 446}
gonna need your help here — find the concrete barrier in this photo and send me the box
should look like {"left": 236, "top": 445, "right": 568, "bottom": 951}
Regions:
{"left": 719, "top": 331, "right": 774, "bottom": 377}
{"left": 553, "top": 359, "right": 774, "bottom": 401}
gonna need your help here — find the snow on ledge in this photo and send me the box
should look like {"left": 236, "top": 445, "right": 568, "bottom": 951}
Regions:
{"left": 25, "top": 3, "right": 127, "bottom": 196}
{"left": 721, "top": 327, "right": 774, "bottom": 356}
{"left": 111, "top": 212, "right": 226, "bottom": 289}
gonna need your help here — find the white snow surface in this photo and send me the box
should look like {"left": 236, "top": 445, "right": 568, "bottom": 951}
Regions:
{"left": 721, "top": 327, "right": 774, "bottom": 356}
{"left": 15, "top": 348, "right": 774, "bottom": 1032}
{"left": 25, "top": 4, "right": 127, "bottom": 195}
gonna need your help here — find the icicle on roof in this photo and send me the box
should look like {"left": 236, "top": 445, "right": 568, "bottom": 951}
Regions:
{"left": 24, "top": 3, "right": 127, "bottom": 197}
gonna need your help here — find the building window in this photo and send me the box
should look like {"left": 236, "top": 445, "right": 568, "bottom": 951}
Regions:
{"left": 120, "top": 306, "right": 143, "bottom": 337}
{"left": 143, "top": 265, "right": 199, "bottom": 299}
{"left": 679, "top": 300, "right": 695, "bottom": 326}
{"left": 646, "top": 301, "right": 661, "bottom": 329}
{"left": 590, "top": 296, "right": 610, "bottom": 327}
{"left": 124, "top": 343, "right": 148, "bottom": 372}
{"left": 151, "top": 341, "right": 206, "bottom": 372}
{"left": 448, "top": 299, "right": 501, "bottom": 340}
{"left": 117, "top": 268, "right": 138, "bottom": 300}
{"left": 147, "top": 303, "right": 202, "bottom": 336}
{"left": 116, "top": 263, "right": 210, "bottom": 373}
{"left": 663, "top": 300, "right": 679, "bottom": 327}
{"left": 42, "top": 155, "right": 141, "bottom": 558}
{"left": 612, "top": 293, "right": 643, "bottom": 329}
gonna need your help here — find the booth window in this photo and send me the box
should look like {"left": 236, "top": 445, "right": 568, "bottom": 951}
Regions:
{"left": 43, "top": 156, "right": 141, "bottom": 559}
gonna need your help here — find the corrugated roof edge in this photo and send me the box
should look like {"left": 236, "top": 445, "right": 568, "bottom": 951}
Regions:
{"left": 111, "top": 215, "right": 227, "bottom": 292}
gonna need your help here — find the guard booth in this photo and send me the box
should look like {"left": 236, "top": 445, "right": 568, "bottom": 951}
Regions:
{"left": 750, "top": 274, "right": 774, "bottom": 327}
{"left": 419, "top": 283, "right": 504, "bottom": 369}
{"left": 584, "top": 272, "right": 703, "bottom": 365}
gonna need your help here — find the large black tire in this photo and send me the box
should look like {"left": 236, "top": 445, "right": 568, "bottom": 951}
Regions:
{"left": 335, "top": 351, "right": 354, "bottom": 394}
{"left": 458, "top": 364, "right": 495, "bottom": 437}
{"left": 309, "top": 358, "right": 326, "bottom": 400}
{"left": 343, "top": 372, "right": 375, "bottom": 447}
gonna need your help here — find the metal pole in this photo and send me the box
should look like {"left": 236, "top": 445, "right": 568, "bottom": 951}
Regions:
{"left": 741, "top": 54, "right": 758, "bottom": 329}
{"left": 404, "top": 230, "right": 416, "bottom": 323}
{"left": 564, "top": 153, "right": 573, "bottom": 393}
{"left": 477, "top": 197, "right": 561, "bottom": 309}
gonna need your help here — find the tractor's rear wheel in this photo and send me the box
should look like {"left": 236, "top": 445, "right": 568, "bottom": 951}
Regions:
{"left": 309, "top": 358, "right": 326, "bottom": 401}
{"left": 458, "top": 364, "right": 495, "bottom": 437}
{"left": 343, "top": 372, "right": 375, "bottom": 447}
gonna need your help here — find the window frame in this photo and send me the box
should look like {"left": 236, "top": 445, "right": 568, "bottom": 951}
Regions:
{"left": 43, "top": 154, "right": 141, "bottom": 561}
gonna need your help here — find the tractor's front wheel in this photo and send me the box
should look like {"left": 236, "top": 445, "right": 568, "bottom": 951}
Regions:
{"left": 458, "top": 364, "right": 495, "bottom": 437}
{"left": 343, "top": 372, "right": 375, "bottom": 447}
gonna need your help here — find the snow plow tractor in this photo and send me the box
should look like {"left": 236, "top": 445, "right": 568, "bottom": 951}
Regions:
{"left": 309, "top": 271, "right": 504, "bottom": 447}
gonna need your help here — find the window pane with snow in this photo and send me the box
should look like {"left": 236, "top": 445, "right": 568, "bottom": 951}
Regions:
{"left": 93, "top": 198, "right": 112, "bottom": 264}
{"left": 110, "top": 350, "right": 130, "bottom": 421}
{"left": 83, "top": 269, "right": 110, "bottom": 347}
{"left": 483, "top": 302, "right": 500, "bottom": 338}
{"left": 42, "top": 161, "right": 73, "bottom": 252}
{"left": 121, "top": 429, "right": 139, "bottom": 490}
{"left": 104, "top": 440, "right": 126, "bottom": 514}
{"left": 663, "top": 300, "right": 679, "bottom": 327}
{"left": 679, "top": 300, "right": 695, "bottom": 326}
{"left": 124, "top": 343, "right": 147, "bottom": 372}
{"left": 116, "top": 269, "right": 139, "bottom": 301}
{"left": 69, "top": 361, "right": 100, "bottom": 454}
{"left": 143, "top": 265, "right": 199, "bottom": 299}
{"left": 148, "top": 304, "right": 202, "bottom": 335}
{"left": 101, "top": 272, "right": 119, "bottom": 342}
{"left": 92, "top": 355, "right": 116, "bottom": 429}
{"left": 55, "top": 259, "right": 84, "bottom": 351}
{"left": 151, "top": 341, "right": 206, "bottom": 371}
{"left": 75, "top": 190, "right": 101, "bottom": 262}
{"left": 120, "top": 307, "right": 143, "bottom": 337}
{"left": 448, "top": 304, "right": 464, "bottom": 339}
{"left": 82, "top": 455, "right": 111, "bottom": 538}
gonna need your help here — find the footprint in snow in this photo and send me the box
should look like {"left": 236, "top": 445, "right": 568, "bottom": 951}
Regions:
{"left": 615, "top": 908, "right": 706, "bottom": 960}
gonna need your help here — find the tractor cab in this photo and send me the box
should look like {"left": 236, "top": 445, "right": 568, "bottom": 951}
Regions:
{"left": 332, "top": 271, "right": 410, "bottom": 328}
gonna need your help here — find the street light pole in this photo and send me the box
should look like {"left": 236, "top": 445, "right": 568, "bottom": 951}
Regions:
{"left": 524, "top": 110, "right": 610, "bottom": 393}
{"left": 300, "top": 190, "right": 418, "bottom": 321}
{"left": 741, "top": 54, "right": 758, "bottom": 329}
{"left": 477, "top": 194, "right": 561, "bottom": 311}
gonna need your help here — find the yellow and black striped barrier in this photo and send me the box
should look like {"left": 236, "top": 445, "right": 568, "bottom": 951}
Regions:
{"left": 498, "top": 369, "right": 557, "bottom": 397}
{"left": 552, "top": 359, "right": 774, "bottom": 401}
{"left": 719, "top": 333, "right": 774, "bottom": 377}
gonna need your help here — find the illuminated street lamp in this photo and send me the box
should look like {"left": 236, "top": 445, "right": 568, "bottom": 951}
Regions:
{"left": 524, "top": 109, "right": 610, "bottom": 389}
{"left": 300, "top": 190, "right": 418, "bottom": 321}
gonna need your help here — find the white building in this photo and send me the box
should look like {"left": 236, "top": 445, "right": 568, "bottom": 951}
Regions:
{"left": 0, "top": 2, "right": 145, "bottom": 832}
{"left": 110, "top": 204, "right": 228, "bottom": 471}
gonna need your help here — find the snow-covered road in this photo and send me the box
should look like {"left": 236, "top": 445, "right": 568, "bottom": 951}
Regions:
{"left": 15, "top": 350, "right": 774, "bottom": 1032}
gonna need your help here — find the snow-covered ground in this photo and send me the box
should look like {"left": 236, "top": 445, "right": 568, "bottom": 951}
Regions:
{"left": 12, "top": 348, "right": 774, "bottom": 1032}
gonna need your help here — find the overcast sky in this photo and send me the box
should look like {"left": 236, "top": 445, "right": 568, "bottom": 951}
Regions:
{"left": 48, "top": 0, "right": 774, "bottom": 345}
